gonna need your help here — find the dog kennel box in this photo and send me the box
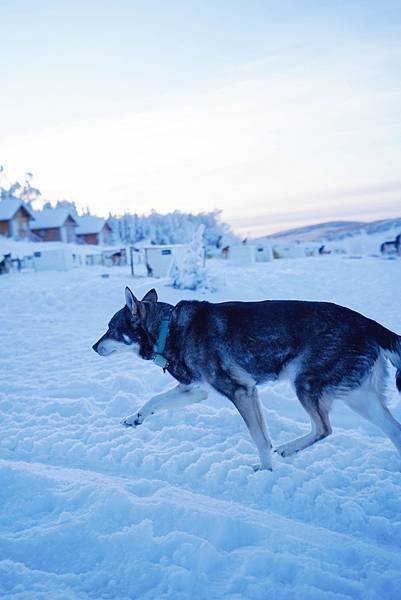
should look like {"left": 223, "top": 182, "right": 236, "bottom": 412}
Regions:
{"left": 229, "top": 245, "right": 256, "bottom": 265}
{"left": 85, "top": 253, "right": 103, "bottom": 266}
{"left": 304, "top": 245, "right": 320, "bottom": 257}
{"left": 272, "top": 244, "right": 305, "bottom": 259}
{"left": 143, "top": 245, "right": 188, "bottom": 278}
{"left": 33, "top": 248, "right": 78, "bottom": 271}
{"left": 254, "top": 245, "right": 273, "bottom": 262}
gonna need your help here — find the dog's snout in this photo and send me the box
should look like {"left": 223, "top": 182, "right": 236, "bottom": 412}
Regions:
{"left": 92, "top": 337, "right": 111, "bottom": 356}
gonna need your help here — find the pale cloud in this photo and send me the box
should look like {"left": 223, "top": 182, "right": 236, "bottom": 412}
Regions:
{"left": 1, "top": 35, "right": 401, "bottom": 236}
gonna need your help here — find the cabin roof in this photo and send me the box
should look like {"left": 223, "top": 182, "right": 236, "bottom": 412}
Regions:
{"left": 31, "top": 208, "right": 78, "bottom": 229}
{"left": 76, "top": 216, "right": 110, "bottom": 235}
{"left": 0, "top": 196, "right": 35, "bottom": 221}
{"left": 142, "top": 244, "right": 186, "bottom": 249}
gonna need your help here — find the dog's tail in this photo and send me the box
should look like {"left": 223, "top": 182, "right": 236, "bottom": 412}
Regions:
{"left": 380, "top": 330, "right": 401, "bottom": 392}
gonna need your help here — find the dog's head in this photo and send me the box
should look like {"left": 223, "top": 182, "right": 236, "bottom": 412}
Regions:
{"left": 92, "top": 287, "right": 158, "bottom": 359}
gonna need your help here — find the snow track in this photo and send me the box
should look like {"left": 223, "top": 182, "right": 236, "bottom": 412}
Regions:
{"left": 2, "top": 458, "right": 401, "bottom": 600}
{"left": 1, "top": 257, "right": 401, "bottom": 598}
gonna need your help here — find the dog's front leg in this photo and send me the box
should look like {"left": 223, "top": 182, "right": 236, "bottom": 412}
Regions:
{"left": 211, "top": 374, "right": 273, "bottom": 471}
{"left": 122, "top": 383, "right": 208, "bottom": 427}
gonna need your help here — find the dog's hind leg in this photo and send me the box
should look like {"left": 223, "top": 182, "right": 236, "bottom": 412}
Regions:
{"left": 275, "top": 376, "right": 332, "bottom": 458}
{"left": 343, "top": 385, "right": 401, "bottom": 456}
{"left": 122, "top": 383, "right": 208, "bottom": 427}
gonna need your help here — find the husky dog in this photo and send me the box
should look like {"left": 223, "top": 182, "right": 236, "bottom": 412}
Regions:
{"left": 92, "top": 287, "right": 401, "bottom": 470}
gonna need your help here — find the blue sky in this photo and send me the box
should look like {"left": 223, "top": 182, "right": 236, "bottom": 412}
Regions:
{"left": 1, "top": 0, "right": 401, "bottom": 235}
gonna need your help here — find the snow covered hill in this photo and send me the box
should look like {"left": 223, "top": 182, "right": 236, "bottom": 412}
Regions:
{"left": 1, "top": 256, "right": 401, "bottom": 599}
{"left": 256, "top": 217, "right": 401, "bottom": 255}
{"left": 261, "top": 220, "right": 367, "bottom": 243}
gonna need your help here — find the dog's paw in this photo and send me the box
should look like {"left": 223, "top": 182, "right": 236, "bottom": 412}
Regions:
{"left": 274, "top": 444, "right": 297, "bottom": 458}
{"left": 252, "top": 464, "right": 273, "bottom": 472}
{"left": 121, "top": 412, "right": 143, "bottom": 427}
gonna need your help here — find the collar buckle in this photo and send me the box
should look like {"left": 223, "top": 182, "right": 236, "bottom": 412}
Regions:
{"left": 153, "top": 313, "right": 171, "bottom": 372}
{"left": 153, "top": 353, "right": 169, "bottom": 370}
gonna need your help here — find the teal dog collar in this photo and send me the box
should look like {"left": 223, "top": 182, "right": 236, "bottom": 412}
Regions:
{"left": 153, "top": 314, "right": 171, "bottom": 371}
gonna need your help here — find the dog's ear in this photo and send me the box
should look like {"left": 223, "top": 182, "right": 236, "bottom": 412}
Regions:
{"left": 142, "top": 288, "right": 158, "bottom": 303}
{"left": 125, "top": 287, "right": 141, "bottom": 317}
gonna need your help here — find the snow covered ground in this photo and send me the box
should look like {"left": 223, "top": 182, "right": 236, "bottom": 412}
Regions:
{"left": 1, "top": 256, "right": 401, "bottom": 599}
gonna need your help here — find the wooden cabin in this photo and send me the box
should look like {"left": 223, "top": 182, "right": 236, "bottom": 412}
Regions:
{"left": 0, "top": 196, "right": 35, "bottom": 239}
{"left": 31, "top": 209, "right": 78, "bottom": 243}
{"left": 76, "top": 216, "right": 113, "bottom": 245}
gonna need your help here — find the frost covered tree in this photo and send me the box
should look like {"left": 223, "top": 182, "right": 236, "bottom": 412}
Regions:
{"left": 0, "top": 167, "right": 41, "bottom": 207}
{"left": 41, "top": 198, "right": 79, "bottom": 214}
{"left": 19, "top": 172, "right": 41, "bottom": 206}
{"left": 108, "top": 209, "right": 237, "bottom": 249}
{"left": 171, "top": 224, "right": 212, "bottom": 290}
{"left": 55, "top": 199, "right": 79, "bottom": 215}
{"left": 0, "top": 165, "right": 20, "bottom": 199}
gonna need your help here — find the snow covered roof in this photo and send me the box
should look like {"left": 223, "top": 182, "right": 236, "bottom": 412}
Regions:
{"left": 142, "top": 244, "right": 187, "bottom": 249}
{"left": 0, "top": 196, "right": 35, "bottom": 221}
{"left": 31, "top": 208, "right": 78, "bottom": 230}
{"left": 76, "top": 216, "right": 110, "bottom": 235}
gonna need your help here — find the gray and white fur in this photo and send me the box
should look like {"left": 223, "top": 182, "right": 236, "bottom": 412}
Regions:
{"left": 92, "top": 287, "right": 401, "bottom": 470}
